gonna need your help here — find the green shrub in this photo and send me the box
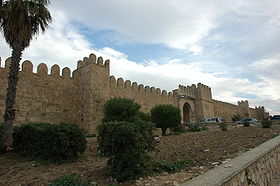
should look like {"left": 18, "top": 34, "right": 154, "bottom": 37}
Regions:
{"left": 136, "top": 111, "right": 152, "bottom": 122}
{"left": 187, "top": 123, "right": 207, "bottom": 132}
{"left": 97, "top": 120, "right": 156, "bottom": 181}
{"left": 102, "top": 97, "right": 141, "bottom": 122}
{"left": 153, "top": 159, "right": 192, "bottom": 174}
{"left": 49, "top": 174, "right": 92, "bottom": 186}
{"left": 232, "top": 113, "right": 241, "bottom": 122}
{"left": 13, "top": 123, "right": 87, "bottom": 163}
{"left": 261, "top": 119, "right": 272, "bottom": 128}
{"left": 108, "top": 152, "right": 152, "bottom": 182}
{"left": 150, "top": 104, "right": 181, "bottom": 135}
{"left": 218, "top": 122, "right": 228, "bottom": 131}
{"left": 243, "top": 120, "right": 250, "bottom": 127}
{"left": 0, "top": 123, "right": 7, "bottom": 153}
{"left": 171, "top": 124, "right": 186, "bottom": 135}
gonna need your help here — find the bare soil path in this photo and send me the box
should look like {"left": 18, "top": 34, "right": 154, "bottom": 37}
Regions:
{"left": 1, "top": 125, "right": 280, "bottom": 186}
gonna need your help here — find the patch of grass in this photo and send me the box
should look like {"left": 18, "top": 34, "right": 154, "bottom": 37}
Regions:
{"left": 186, "top": 123, "right": 208, "bottom": 132}
{"left": 49, "top": 174, "right": 95, "bottom": 186}
{"left": 218, "top": 122, "right": 228, "bottom": 131}
{"left": 153, "top": 159, "right": 193, "bottom": 174}
{"left": 261, "top": 119, "right": 272, "bottom": 128}
{"left": 170, "top": 124, "right": 188, "bottom": 135}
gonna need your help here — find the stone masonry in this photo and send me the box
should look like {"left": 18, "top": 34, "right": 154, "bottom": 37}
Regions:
{"left": 0, "top": 54, "right": 268, "bottom": 133}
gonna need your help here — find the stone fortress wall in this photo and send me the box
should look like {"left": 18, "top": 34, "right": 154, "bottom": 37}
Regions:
{"left": 0, "top": 58, "right": 80, "bottom": 127}
{"left": 0, "top": 54, "right": 267, "bottom": 133}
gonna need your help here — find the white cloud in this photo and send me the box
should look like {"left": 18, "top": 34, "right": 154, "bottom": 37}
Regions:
{"left": 50, "top": 0, "right": 280, "bottom": 52}
{"left": 1, "top": 2, "right": 280, "bottom": 115}
{"left": 51, "top": 0, "right": 223, "bottom": 50}
{"left": 189, "top": 45, "right": 203, "bottom": 55}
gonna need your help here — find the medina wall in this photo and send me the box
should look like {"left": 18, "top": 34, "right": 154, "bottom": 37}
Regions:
{"left": 0, "top": 54, "right": 268, "bottom": 132}
{"left": 213, "top": 100, "right": 239, "bottom": 121}
{"left": 194, "top": 83, "right": 214, "bottom": 121}
{"left": 213, "top": 99, "right": 265, "bottom": 121}
{"left": 109, "top": 76, "right": 177, "bottom": 113}
{"left": 0, "top": 58, "right": 80, "bottom": 126}
{"left": 0, "top": 54, "right": 177, "bottom": 133}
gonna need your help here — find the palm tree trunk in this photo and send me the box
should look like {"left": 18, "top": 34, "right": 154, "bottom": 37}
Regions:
{"left": 2, "top": 46, "right": 22, "bottom": 148}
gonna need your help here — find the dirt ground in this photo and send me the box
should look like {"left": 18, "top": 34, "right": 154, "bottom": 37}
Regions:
{"left": 1, "top": 124, "right": 280, "bottom": 186}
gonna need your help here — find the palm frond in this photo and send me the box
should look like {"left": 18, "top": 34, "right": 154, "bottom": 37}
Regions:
{"left": 0, "top": 0, "right": 52, "bottom": 49}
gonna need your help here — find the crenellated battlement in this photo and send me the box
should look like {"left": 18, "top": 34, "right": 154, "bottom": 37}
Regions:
{"left": 109, "top": 75, "right": 175, "bottom": 98}
{"left": 177, "top": 84, "right": 196, "bottom": 98}
{"left": 238, "top": 100, "right": 249, "bottom": 106}
{"left": 1, "top": 57, "right": 74, "bottom": 79}
{"left": 197, "top": 82, "right": 211, "bottom": 92}
{"left": 195, "top": 82, "right": 212, "bottom": 102}
{"left": 77, "top": 53, "right": 110, "bottom": 69}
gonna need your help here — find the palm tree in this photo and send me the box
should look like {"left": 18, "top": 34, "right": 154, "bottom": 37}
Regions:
{"left": 0, "top": 0, "right": 52, "bottom": 148}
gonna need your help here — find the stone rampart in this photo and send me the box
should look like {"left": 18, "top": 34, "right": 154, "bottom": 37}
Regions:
{"left": 0, "top": 54, "right": 177, "bottom": 132}
{"left": 109, "top": 75, "right": 177, "bottom": 113}
{"left": 0, "top": 54, "right": 268, "bottom": 132}
{"left": 213, "top": 99, "right": 264, "bottom": 121}
{"left": 0, "top": 58, "right": 80, "bottom": 126}
{"left": 194, "top": 83, "right": 214, "bottom": 120}
{"left": 213, "top": 100, "right": 239, "bottom": 121}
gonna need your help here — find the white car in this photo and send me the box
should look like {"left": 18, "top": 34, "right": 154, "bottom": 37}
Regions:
{"left": 199, "top": 117, "right": 222, "bottom": 123}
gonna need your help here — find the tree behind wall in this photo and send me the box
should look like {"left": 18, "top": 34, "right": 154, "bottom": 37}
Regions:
{"left": 150, "top": 104, "right": 181, "bottom": 136}
{"left": 0, "top": 0, "right": 52, "bottom": 149}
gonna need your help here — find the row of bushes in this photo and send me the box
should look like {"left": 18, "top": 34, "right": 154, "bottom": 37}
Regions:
{"left": 102, "top": 97, "right": 182, "bottom": 136}
{"left": 0, "top": 122, "right": 87, "bottom": 163}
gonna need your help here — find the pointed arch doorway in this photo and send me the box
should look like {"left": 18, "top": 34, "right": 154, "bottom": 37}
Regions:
{"left": 183, "top": 102, "right": 191, "bottom": 123}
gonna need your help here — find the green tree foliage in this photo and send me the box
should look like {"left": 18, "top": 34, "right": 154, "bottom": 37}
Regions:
{"left": 97, "top": 120, "right": 156, "bottom": 181}
{"left": 97, "top": 98, "right": 156, "bottom": 181}
{"left": 135, "top": 111, "right": 152, "bottom": 122}
{"left": 102, "top": 97, "right": 141, "bottom": 122}
{"left": 150, "top": 104, "right": 181, "bottom": 135}
{"left": 0, "top": 0, "right": 52, "bottom": 149}
{"left": 13, "top": 123, "right": 86, "bottom": 163}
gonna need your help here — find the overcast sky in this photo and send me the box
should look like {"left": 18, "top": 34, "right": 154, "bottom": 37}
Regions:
{"left": 1, "top": 0, "right": 280, "bottom": 115}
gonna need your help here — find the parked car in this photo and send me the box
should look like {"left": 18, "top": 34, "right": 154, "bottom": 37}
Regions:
{"left": 271, "top": 115, "right": 280, "bottom": 121}
{"left": 199, "top": 117, "right": 222, "bottom": 123}
{"left": 237, "top": 118, "right": 257, "bottom": 125}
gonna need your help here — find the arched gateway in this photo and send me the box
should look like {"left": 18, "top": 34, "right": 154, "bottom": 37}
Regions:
{"left": 183, "top": 102, "right": 191, "bottom": 123}
{"left": 178, "top": 97, "right": 195, "bottom": 124}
